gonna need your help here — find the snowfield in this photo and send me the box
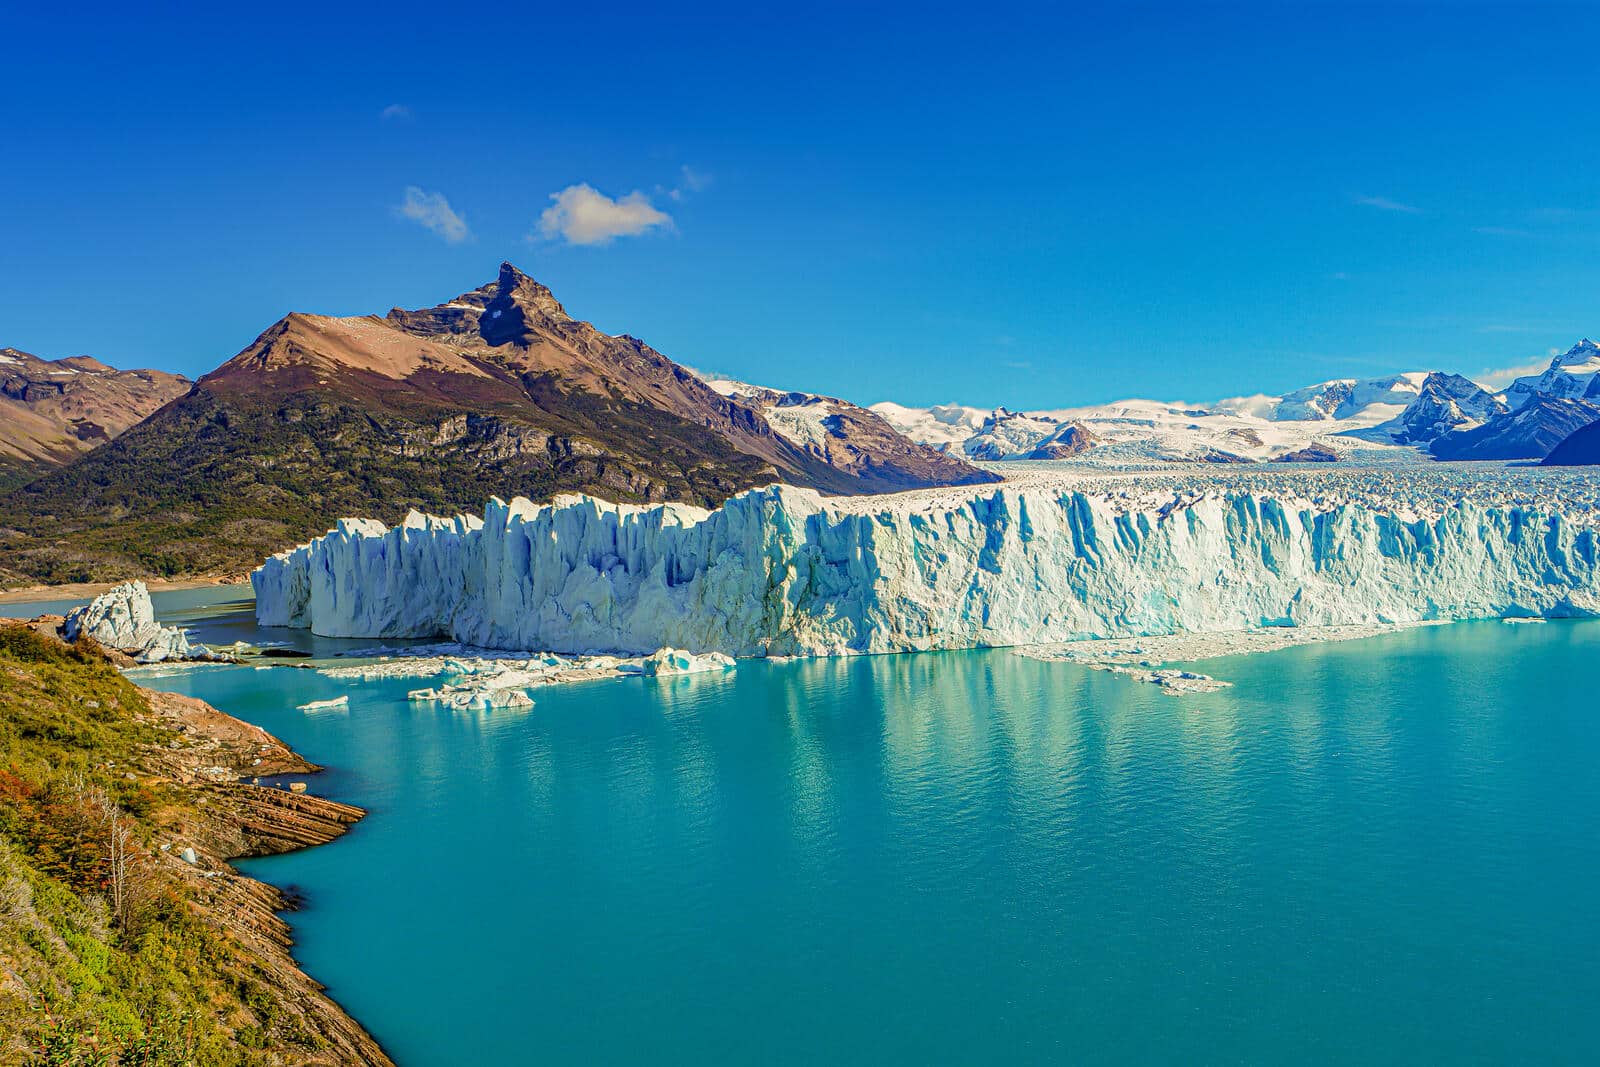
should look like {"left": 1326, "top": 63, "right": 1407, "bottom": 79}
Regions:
{"left": 253, "top": 463, "right": 1600, "bottom": 656}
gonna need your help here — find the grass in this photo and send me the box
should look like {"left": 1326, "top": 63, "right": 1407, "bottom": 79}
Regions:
{"left": 0, "top": 624, "right": 339, "bottom": 1064}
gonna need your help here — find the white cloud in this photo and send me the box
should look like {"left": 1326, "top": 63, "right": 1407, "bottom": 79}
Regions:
{"left": 1475, "top": 353, "right": 1556, "bottom": 391}
{"left": 538, "top": 183, "right": 672, "bottom": 245}
{"left": 397, "top": 186, "right": 470, "bottom": 243}
{"left": 1355, "top": 195, "right": 1422, "bottom": 214}
{"left": 380, "top": 103, "right": 412, "bottom": 121}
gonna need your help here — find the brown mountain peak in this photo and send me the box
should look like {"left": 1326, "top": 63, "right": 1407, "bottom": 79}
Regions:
{"left": 385, "top": 262, "right": 570, "bottom": 348}
{"left": 488, "top": 261, "right": 567, "bottom": 322}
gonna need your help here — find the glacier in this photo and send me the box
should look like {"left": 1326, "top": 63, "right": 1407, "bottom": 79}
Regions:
{"left": 251, "top": 483, "right": 1600, "bottom": 656}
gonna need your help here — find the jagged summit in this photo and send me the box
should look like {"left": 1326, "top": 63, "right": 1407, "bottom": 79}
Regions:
{"left": 387, "top": 262, "right": 571, "bottom": 347}
{"left": 1559, "top": 338, "right": 1599, "bottom": 360}
{"left": 1505, "top": 337, "right": 1600, "bottom": 409}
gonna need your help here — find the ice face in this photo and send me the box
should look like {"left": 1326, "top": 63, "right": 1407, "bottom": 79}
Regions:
{"left": 251, "top": 476, "right": 1600, "bottom": 657}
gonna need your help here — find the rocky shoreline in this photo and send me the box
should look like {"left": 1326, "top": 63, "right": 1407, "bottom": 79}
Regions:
{"left": 142, "top": 687, "right": 390, "bottom": 1066}
{"left": 1, "top": 618, "right": 392, "bottom": 1065}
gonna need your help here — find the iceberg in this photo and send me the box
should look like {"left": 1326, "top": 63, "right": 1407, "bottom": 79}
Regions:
{"left": 252, "top": 483, "right": 1600, "bottom": 656}
{"left": 64, "top": 581, "right": 196, "bottom": 663}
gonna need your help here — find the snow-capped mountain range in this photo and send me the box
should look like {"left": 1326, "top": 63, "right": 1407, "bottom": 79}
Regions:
{"left": 866, "top": 340, "right": 1600, "bottom": 464}
{"left": 1504, "top": 338, "right": 1600, "bottom": 408}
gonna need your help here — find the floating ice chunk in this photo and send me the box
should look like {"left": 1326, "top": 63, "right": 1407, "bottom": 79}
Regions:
{"left": 621, "top": 648, "right": 737, "bottom": 677}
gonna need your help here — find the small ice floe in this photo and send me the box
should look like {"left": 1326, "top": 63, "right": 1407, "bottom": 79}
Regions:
{"left": 1502, "top": 617, "right": 1547, "bottom": 625}
{"left": 1096, "top": 665, "right": 1232, "bottom": 695}
{"left": 618, "top": 648, "right": 736, "bottom": 677}
{"left": 298, "top": 695, "right": 349, "bottom": 711}
{"left": 408, "top": 682, "right": 535, "bottom": 710}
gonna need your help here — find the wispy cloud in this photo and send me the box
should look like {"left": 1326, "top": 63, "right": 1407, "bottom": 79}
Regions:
{"left": 396, "top": 186, "right": 470, "bottom": 243}
{"left": 663, "top": 165, "right": 713, "bottom": 202}
{"left": 537, "top": 183, "right": 672, "bottom": 246}
{"left": 1354, "top": 195, "right": 1422, "bottom": 214}
{"left": 1475, "top": 350, "right": 1557, "bottom": 391}
{"left": 1474, "top": 225, "right": 1533, "bottom": 238}
{"left": 678, "top": 164, "right": 711, "bottom": 192}
{"left": 380, "top": 103, "right": 412, "bottom": 122}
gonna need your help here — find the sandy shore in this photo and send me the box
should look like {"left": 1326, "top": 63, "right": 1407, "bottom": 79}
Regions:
{"left": 0, "top": 575, "right": 248, "bottom": 605}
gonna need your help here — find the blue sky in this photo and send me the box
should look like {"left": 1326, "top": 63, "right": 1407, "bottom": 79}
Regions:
{"left": 3, "top": 2, "right": 1597, "bottom": 407}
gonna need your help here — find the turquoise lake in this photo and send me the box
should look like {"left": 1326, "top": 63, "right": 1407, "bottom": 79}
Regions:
{"left": 9, "top": 591, "right": 1598, "bottom": 1063}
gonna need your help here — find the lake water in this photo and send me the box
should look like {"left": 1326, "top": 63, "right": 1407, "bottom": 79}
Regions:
{"left": 10, "top": 590, "right": 1599, "bottom": 1063}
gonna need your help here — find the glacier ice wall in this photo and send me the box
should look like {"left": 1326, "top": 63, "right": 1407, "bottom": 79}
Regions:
{"left": 252, "top": 484, "right": 1600, "bottom": 655}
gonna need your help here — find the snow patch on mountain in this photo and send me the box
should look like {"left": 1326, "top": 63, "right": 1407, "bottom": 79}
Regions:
{"left": 702, "top": 377, "right": 844, "bottom": 451}
{"left": 866, "top": 402, "right": 989, "bottom": 453}
{"left": 874, "top": 394, "right": 1393, "bottom": 464}
{"left": 1504, "top": 340, "right": 1600, "bottom": 409}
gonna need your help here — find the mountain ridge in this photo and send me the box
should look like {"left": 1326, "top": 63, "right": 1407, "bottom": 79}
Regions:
{"left": 0, "top": 347, "right": 190, "bottom": 480}
{"left": 0, "top": 265, "right": 989, "bottom": 586}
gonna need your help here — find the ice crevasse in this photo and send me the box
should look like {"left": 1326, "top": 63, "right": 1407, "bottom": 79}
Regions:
{"left": 252, "top": 484, "right": 1600, "bottom": 655}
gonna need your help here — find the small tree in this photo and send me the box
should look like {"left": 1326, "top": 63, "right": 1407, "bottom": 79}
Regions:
{"left": 106, "top": 811, "right": 136, "bottom": 937}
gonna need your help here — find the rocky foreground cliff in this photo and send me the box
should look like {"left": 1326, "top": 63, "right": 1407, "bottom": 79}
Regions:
{"left": 0, "top": 621, "right": 390, "bottom": 1065}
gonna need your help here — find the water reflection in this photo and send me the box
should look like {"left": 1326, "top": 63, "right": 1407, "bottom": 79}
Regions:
{"left": 122, "top": 604, "right": 1600, "bottom": 1065}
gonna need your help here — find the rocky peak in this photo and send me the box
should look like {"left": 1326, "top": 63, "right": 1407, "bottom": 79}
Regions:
{"left": 1554, "top": 338, "right": 1600, "bottom": 367}
{"left": 493, "top": 262, "right": 566, "bottom": 317}
{"left": 474, "top": 262, "right": 570, "bottom": 347}
{"left": 386, "top": 262, "right": 571, "bottom": 348}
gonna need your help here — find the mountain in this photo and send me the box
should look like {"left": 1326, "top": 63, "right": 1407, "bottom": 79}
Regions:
{"left": 1215, "top": 373, "right": 1429, "bottom": 423}
{"left": 1021, "top": 420, "right": 1097, "bottom": 459}
{"left": 1539, "top": 417, "right": 1600, "bottom": 466}
{"left": 0, "top": 348, "right": 189, "bottom": 484}
{"left": 699, "top": 377, "right": 995, "bottom": 491}
{"left": 948, "top": 410, "right": 1101, "bottom": 461}
{"left": 1380, "top": 372, "right": 1508, "bottom": 444}
{"left": 866, "top": 402, "right": 989, "bottom": 454}
{"left": 1504, "top": 339, "right": 1600, "bottom": 408}
{"left": 874, "top": 388, "right": 1398, "bottom": 464}
{"left": 1429, "top": 396, "right": 1600, "bottom": 461}
{"left": 0, "top": 264, "right": 987, "bottom": 586}
{"left": 873, "top": 358, "right": 1590, "bottom": 464}
{"left": 963, "top": 409, "right": 1069, "bottom": 460}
